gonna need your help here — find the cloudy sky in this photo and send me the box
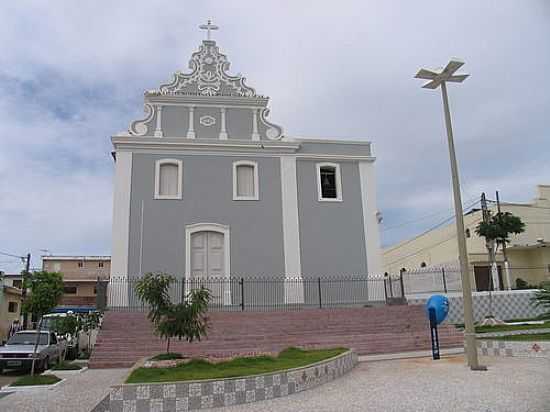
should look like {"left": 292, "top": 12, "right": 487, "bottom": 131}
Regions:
{"left": 1, "top": 1, "right": 549, "bottom": 272}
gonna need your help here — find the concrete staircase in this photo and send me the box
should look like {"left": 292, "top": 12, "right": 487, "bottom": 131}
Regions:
{"left": 89, "top": 305, "right": 463, "bottom": 368}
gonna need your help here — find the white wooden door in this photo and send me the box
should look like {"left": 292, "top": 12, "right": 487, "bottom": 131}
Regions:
{"left": 190, "top": 231, "right": 226, "bottom": 304}
{"left": 190, "top": 231, "right": 224, "bottom": 278}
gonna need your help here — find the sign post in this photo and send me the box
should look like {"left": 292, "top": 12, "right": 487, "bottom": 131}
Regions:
{"left": 426, "top": 295, "right": 449, "bottom": 361}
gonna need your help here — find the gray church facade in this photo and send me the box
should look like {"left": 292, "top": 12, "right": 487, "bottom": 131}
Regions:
{"left": 110, "top": 31, "right": 382, "bottom": 304}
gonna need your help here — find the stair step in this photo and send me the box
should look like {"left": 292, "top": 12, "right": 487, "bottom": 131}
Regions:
{"left": 89, "top": 306, "right": 463, "bottom": 369}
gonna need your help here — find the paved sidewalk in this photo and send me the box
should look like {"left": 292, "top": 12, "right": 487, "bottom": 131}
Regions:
{"left": 0, "top": 368, "right": 128, "bottom": 412}
{"left": 206, "top": 356, "right": 550, "bottom": 412}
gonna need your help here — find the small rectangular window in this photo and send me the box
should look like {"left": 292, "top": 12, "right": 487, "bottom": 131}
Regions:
{"left": 155, "top": 159, "right": 183, "bottom": 199}
{"left": 159, "top": 163, "right": 179, "bottom": 196}
{"left": 12, "top": 280, "right": 22, "bottom": 289}
{"left": 8, "top": 302, "right": 18, "bottom": 313}
{"left": 316, "top": 163, "right": 342, "bottom": 201}
{"left": 233, "top": 161, "right": 259, "bottom": 200}
{"left": 64, "top": 286, "right": 77, "bottom": 294}
{"left": 78, "top": 261, "right": 83, "bottom": 268}
{"left": 320, "top": 167, "right": 337, "bottom": 198}
{"left": 98, "top": 261, "right": 104, "bottom": 268}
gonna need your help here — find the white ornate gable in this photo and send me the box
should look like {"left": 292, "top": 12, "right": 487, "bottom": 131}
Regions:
{"left": 127, "top": 22, "right": 284, "bottom": 141}
{"left": 148, "top": 41, "right": 259, "bottom": 98}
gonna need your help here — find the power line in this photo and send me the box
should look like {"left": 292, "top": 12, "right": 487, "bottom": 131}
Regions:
{"left": 0, "top": 250, "right": 25, "bottom": 260}
{"left": 382, "top": 196, "right": 480, "bottom": 232}
{"left": 385, "top": 217, "right": 483, "bottom": 267}
{"left": 384, "top": 197, "right": 482, "bottom": 252}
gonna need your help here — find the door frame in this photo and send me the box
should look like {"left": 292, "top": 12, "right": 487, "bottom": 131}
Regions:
{"left": 184, "top": 223, "right": 231, "bottom": 304}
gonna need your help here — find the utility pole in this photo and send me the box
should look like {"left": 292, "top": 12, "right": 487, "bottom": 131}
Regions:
{"left": 415, "top": 59, "right": 484, "bottom": 370}
{"left": 22, "top": 253, "right": 30, "bottom": 330}
{"left": 481, "top": 193, "right": 499, "bottom": 293}
{"left": 479, "top": 193, "right": 504, "bottom": 326}
{"left": 496, "top": 191, "right": 512, "bottom": 290}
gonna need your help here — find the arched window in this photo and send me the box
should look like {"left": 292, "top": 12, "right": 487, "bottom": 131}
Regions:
{"left": 316, "top": 162, "right": 342, "bottom": 201}
{"left": 154, "top": 159, "right": 183, "bottom": 199}
{"left": 233, "top": 161, "right": 259, "bottom": 200}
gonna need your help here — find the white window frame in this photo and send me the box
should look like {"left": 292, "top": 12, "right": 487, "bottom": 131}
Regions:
{"left": 154, "top": 158, "right": 183, "bottom": 200}
{"left": 232, "top": 160, "right": 259, "bottom": 201}
{"left": 316, "top": 162, "right": 342, "bottom": 202}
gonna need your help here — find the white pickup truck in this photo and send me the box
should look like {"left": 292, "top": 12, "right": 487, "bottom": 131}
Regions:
{"left": 0, "top": 330, "right": 65, "bottom": 373}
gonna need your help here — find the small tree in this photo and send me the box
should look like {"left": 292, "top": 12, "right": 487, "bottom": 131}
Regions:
{"left": 533, "top": 282, "right": 550, "bottom": 320}
{"left": 475, "top": 211, "right": 525, "bottom": 255}
{"left": 156, "top": 287, "right": 211, "bottom": 353}
{"left": 134, "top": 274, "right": 211, "bottom": 355}
{"left": 23, "top": 271, "right": 64, "bottom": 375}
{"left": 81, "top": 311, "right": 101, "bottom": 356}
{"left": 54, "top": 313, "right": 80, "bottom": 361}
{"left": 135, "top": 273, "right": 174, "bottom": 324}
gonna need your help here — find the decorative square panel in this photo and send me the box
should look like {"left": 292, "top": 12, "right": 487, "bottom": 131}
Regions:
{"left": 199, "top": 115, "right": 216, "bottom": 127}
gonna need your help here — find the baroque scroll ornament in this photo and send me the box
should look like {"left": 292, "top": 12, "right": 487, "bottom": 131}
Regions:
{"left": 153, "top": 42, "right": 258, "bottom": 98}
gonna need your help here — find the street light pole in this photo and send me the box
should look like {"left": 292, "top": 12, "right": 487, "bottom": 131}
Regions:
{"left": 415, "top": 59, "right": 485, "bottom": 371}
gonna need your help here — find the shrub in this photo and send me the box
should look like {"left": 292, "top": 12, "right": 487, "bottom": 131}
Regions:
{"left": 150, "top": 353, "right": 184, "bottom": 361}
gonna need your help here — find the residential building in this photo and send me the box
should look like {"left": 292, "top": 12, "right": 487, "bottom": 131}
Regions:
{"left": 42, "top": 256, "right": 111, "bottom": 308}
{"left": 0, "top": 276, "right": 22, "bottom": 343}
{"left": 384, "top": 184, "right": 550, "bottom": 290}
{"left": 110, "top": 24, "right": 382, "bottom": 305}
{"left": 1, "top": 273, "right": 23, "bottom": 289}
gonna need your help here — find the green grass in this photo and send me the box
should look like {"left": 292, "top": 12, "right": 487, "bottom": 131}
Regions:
{"left": 149, "top": 353, "right": 184, "bottom": 361}
{"left": 486, "top": 333, "right": 550, "bottom": 341}
{"left": 51, "top": 361, "right": 83, "bottom": 371}
{"left": 10, "top": 374, "right": 61, "bottom": 387}
{"left": 127, "top": 347, "right": 348, "bottom": 384}
{"left": 475, "top": 322, "right": 550, "bottom": 334}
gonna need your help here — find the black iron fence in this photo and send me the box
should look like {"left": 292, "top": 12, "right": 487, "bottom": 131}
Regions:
{"left": 106, "top": 274, "right": 406, "bottom": 311}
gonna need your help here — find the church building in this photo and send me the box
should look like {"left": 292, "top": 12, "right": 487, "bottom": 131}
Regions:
{"left": 110, "top": 22, "right": 382, "bottom": 304}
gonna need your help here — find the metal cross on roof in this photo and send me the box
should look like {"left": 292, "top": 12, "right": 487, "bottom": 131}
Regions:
{"left": 199, "top": 19, "right": 219, "bottom": 41}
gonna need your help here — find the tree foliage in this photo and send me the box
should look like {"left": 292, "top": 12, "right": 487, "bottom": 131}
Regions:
{"left": 135, "top": 273, "right": 174, "bottom": 324}
{"left": 23, "top": 271, "right": 64, "bottom": 317}
{"left": 23, "top": 271, "right": 64, "bottom": 376}
{"left": 533, "top": 282, "right": 550, "bottom": 320}
{"left": 134, "top": 275, "right": 211, "bottom": 354}
{"left": 54, "top": 314, "right": 79, "bottom": 337}
{"left": 475, "top": 211, "right": 525, "bottom": 246}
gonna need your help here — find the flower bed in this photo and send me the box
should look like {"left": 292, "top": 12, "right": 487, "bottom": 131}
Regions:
{"left": 106, "top": 349, "right": 357, "bottom": 411}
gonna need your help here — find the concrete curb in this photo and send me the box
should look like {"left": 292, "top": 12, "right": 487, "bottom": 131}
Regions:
{"left": 359, "top": 347, "right": 464, "bottom": 362}
{"left": 44, "top": 366, "right": 88, "bottom": 375}
{"left": 0, "top": 378, "right": 66, "bottom": 392}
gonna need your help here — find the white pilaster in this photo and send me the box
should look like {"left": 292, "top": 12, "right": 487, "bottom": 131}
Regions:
{"left": 111, "top": 151, "right": 132, "bottom": 307}
{"left": 251, "top": 108, "right": 260, "bottom": 141}
{"left": 219, "top": 107, "right": 228, "bottom": 140}
{"left": 154, "top": 105, "right": 163, "bottom": 137}
{"left": 359, "top": 161, "right": 383, "bottom": 299}
{"left": 280, "top": 156, "right": 304, "bottom": 303}
{"left": 187, "top": 106, "right": 196, "bottom": 139}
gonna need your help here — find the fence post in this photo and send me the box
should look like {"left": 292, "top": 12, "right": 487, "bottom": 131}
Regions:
{"left": 383, "top": 273, "right": 388, "bottom": 303}
{"left": 240, "top": 278, "right": 245, "bottom": 311}
{"left": 399, "top": 269, "right": 405, "bottom": 299}
{"left": 441, "top": 268, "right": 448, "bottom": 293}
{"left": 318, "top": 277, "right": 322, "bottom": 309}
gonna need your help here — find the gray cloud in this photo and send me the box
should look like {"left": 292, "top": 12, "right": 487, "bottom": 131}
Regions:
{"left": 0, "top": 0, "right": 548, "bottom": 271}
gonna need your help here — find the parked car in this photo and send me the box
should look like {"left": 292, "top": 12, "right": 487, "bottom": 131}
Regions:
{"left": 0, "top": 330, "right": 64, "bottom": 373}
